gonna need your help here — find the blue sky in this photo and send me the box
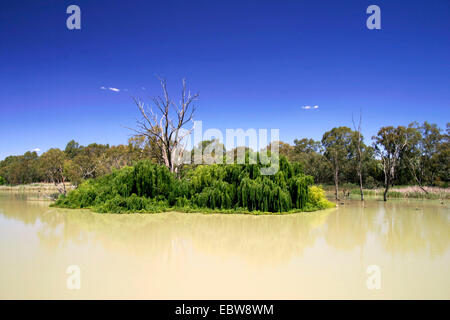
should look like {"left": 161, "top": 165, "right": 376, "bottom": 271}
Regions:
{"left": 1, "top": 0, "right": 449, "bottom": 160}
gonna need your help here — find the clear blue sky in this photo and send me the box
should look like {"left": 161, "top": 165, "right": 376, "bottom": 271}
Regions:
{"left": 1, "top": 0, "right": 449, "bottom": 160}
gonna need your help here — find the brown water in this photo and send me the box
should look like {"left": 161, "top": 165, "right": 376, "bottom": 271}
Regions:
{"left": 0, "top": 192, "right": 449, "bottom": 299}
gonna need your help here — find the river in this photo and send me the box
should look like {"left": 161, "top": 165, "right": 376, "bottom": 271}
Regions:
{"left": 0, "top": 192, "right": 448, "bottom": 299}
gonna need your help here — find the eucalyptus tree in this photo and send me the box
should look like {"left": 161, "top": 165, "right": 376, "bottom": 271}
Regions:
{"left": 418, "top": 122, "right": 445, "bottom": 186}
{"left": 291, "top": 138, "right": 330, "bottom": 184}
{"left": 268, "top": 141, "right": 294, "bottom": 159}
{"left": 192, "top": 139, "right": 226, "bottom": 165}
{"left": 437, "top": 123, "right": 450, "bottom": 183}
{"left": 372, "top": 125, "right": 414, "bottom": 201}
{"left": 71, "top": 143, "right": 110, "bottom": 180}
{"left": 131, "top": 78, "right": 198, "bottom": 176}
{"left": 0, "top": 151, "right": 41, "bottom": 185}
{"left": 40, "top": 148, "right": 69, "bottom": 195}
{"left": 128, "top": 136, "right": 161, "bottom": 164}
{"left": 322, "top": 127, "right": 354, "bottom": 200}
{"left": 64, "top": 140, "right": 82, "bottom": 159}
{"left": 402, "top": 122, "right": 443, "bottom": 192}
{"left": 352, "top": 112, "right": 364, "bottom": 200}
{"left": 293, "top": 138, "right": 321, "bottom": 154}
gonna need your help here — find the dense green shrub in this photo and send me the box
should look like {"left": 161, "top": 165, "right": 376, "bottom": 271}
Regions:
{"left": 96, "top": 194, "right": 169, "bottom": 213}
{"left": 0, "top": 176, "right": 6, "bottom": 185}
{"left": 307, "top": 186, "right": 335, "bottom": 210}
{"left": 53, "top": 157, "right": 335, "bottom": 214}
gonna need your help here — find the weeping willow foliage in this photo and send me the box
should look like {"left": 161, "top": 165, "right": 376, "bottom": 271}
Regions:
{"left": 53, "top": 157, "right": 334, "bottom": 214}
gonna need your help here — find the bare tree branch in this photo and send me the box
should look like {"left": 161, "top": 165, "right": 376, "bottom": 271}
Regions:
{"left": 130, "top": 78, "right": 198, "bottom": 175}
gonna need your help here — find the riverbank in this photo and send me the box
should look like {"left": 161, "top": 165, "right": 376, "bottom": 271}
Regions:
{"left": 351, "top": 186, "right": 450, "bottom": 200}
{"left": 0, "top": 183, "right": 74, "bottom": 199}
{"left": 322, "top": 185, "right": 450, "bottom": 200}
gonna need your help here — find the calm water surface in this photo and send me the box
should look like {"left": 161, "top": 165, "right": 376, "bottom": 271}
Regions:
{"left": 0, "top": 192, "right": 449, "bottom": 299}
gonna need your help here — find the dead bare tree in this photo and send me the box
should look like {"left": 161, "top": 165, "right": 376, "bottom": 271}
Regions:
{"left": 352, "top": 111, "right": 364, "bottom": 201}
{"left": 130, "top": 78, "right": 198, "bottom": 175}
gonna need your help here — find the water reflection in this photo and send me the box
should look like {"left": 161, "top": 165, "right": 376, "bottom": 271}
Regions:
{"left": 1, "top": 194, "right": 449, "bottom": 260}
{"left": 0, "top": 193, "right": 449, "bottom": 299}
{"left": 35, "top": 208, "right": 334, "bottom": 265}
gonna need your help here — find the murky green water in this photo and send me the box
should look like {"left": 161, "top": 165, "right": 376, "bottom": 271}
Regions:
{"left": 0, "top": 192, "right": 449, "bottom": 299}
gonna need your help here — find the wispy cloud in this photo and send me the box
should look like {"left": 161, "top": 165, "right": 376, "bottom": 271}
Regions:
{"left": 100, "top": 86, "right": 121, "bottom": 92}
{"left": 32, "top": 148, "right": 41, "bottom": 152}
{"left": 301, "top": 105, "right": 319, "bottom": 110}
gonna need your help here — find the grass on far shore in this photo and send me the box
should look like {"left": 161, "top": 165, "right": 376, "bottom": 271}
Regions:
{"left": 320, "top": 184, "right": 449, "bottom": 200}
{"left": 0, "top": 183, "right": 75, "bottom": 197}
{"left": 350, "top": 186, "right": 450, "bottom": 200}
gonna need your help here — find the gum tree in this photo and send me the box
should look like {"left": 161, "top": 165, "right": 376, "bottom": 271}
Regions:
{"left": 131, "top": 78, "right": 198, "bottom": 175}
{"left": 40, "top": 148, "right": 68, "bottom": 195}
{"left": 404, "top": 122, "right": 443, "bottom": 190}
{"left": 352, "top": 112, "right": 364, "bottom": 201}
{"left": 322, "top": 127, "right": 354, "bottom": 200}
{"left": 372, "top": 125, "right": 414, "bottom": 201}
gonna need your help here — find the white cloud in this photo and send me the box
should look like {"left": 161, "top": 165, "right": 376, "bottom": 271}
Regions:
{"left": 301, "top": 105, "right": 319, "bottom": 110}
{"left": 100, "top": 86, "right": 107, "bottom": 90}
{"left": 109, "top": 87, "right": 120, "bottom": 92}
{"left": 32, "top": 148, "right": 41, "bottom": 152}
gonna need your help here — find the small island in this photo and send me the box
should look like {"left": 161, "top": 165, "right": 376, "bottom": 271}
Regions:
{"left": 52, "top": 157, "right": 335, "bottom": 214}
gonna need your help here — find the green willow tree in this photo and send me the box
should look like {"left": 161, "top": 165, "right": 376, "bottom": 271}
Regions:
{"left": 290, "top": 138, "right": 330, "bottom": 184}
{"left": 54, "top": 157, "right": 334, "bottom": 213}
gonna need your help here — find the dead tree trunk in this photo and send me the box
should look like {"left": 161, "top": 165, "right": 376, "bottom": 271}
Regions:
{"left": 408, "top": 158, "right": 429, "bottom": 194}
{"left": 334, "top": 155, "right": 339, "bottom": 201}
{"left": 352, "top": 112, "right": 364, "bottom": 201}
{"left": 131, "top": 78, "right": 198, "bottom": 176}
{"left": 382, "top": 159, "right": 391, "bottom": 202}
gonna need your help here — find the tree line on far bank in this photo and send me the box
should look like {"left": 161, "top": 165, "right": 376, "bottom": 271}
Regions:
{"left": 275, "top": 121, "right": 449, "bottom": 201}
{"left": 0, "top": 79, "right": 448, "bottom": 202}
{"left": 0, "top": 121, "right": 448, "bottom": 201}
